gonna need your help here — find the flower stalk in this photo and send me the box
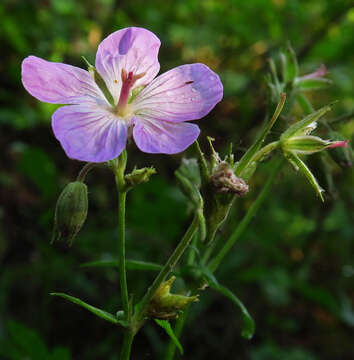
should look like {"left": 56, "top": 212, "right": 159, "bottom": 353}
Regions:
{"left": 133, "top": 214, "right": 200, "bottom": 328}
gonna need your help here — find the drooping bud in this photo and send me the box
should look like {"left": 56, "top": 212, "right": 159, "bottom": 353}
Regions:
{"left": 148, "top": 276, "right": 199, "bottom": 319}
{"left": 52, "top": 181, "right": 88, "bottom": 245}
{"left": 210, "top": 162, "right": 249, "bottom": 197}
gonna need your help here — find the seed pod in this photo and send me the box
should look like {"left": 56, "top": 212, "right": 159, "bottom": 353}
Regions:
{"left": 52, "top": 181, "right": 88, "bottom": 245}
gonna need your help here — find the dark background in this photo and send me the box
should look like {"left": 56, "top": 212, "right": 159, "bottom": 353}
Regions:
{"left": 0, "top": 0, "right": 353, "bottom": 359}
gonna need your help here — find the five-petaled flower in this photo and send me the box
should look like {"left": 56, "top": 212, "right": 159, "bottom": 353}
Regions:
{"left": 22, "top": 27, "right": 223, "bottom": 162}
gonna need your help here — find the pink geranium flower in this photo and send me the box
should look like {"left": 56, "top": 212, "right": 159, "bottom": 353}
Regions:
{"left": 22, "top": 27, "right": 223, "bottom": 162}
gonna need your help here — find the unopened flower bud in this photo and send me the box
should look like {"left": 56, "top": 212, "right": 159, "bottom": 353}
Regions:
{"left": 210, "top": 162, "right": 248, "bottom": 197}
{"left": 282, "top": 135, "right": 349, "bottom": 155}
{"left": 148, "top": 276, "right": 199, "bottom": 319}
{"left": 52, "top": 181, "right": 88, "bottom": 245}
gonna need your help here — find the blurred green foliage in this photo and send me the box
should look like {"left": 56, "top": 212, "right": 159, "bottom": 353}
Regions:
{"left": 0, "top": 0, "right": 353, "bottom": 359}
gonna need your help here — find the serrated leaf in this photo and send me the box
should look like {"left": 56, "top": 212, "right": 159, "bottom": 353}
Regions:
{"left": 50, "top": 292, "right": 119, "bottom": 325}
{"left": 154, "top": 319, "right": 184, "bottom": 355}
{"left": 296, "top": 77, "right": 332, "bottom": 91}
{"left": 285, "top": 151, "right": 324, "bottom": 201}
{"left": 80, "top": 259, "right": 163, "bottom": 271}
{"left": 281, "top": 104, "right": 332, "bottom": 140}
{"left": 203, "top": 273, "right": 255, "bottom": 339}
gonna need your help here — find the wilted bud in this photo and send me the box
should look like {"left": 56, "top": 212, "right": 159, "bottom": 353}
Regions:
{"left": 148, "top": 276, "right": 199, "bottom": 319}
{"left": 210, "top": 162, "right": 248, "bottom": 197}
{"left": 124, "top": 167, "right": 156, "bottom": 188}
{"left": 52, "top": 181, "right": 88, "bottom": 245}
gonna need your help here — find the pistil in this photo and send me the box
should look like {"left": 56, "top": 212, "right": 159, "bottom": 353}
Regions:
{"left": 116, "top": 69, "right": 145, "bottom": 117}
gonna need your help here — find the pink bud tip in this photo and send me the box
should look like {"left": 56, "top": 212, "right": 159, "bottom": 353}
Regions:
{"left": 328, "top": 140, "right": 349, "bottom": 149}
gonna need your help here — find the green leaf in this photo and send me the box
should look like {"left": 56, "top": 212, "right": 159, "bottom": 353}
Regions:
{"left": 296, "top": 77, "right": 332, "bottom": 91}
{"left": 285, "top": 151, "right": 324, "bottom": 201}
{"left": 281, "top": 104, "right": 332, "bottom": 140}
{"left": 154, "top": 319, "right": 184, "bottom": 355}
{"left": 80, "top": 259, "right": 163, "bottom": 271}
{"left": 203, "top": 273, "right": 255, "bottom": 339}
{"left": 50, "top": 292, "right": 119, "bottom": 325}
{"left": 6, "top": 320, "right": 49, "bottom": 359}
{"left": 235, "top": 93, "right": 286, "bottom": 177}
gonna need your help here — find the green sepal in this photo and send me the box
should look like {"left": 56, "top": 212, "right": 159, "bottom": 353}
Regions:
{"left": 154, "top": 319, "right": 184, "bottom": 355}
{"left": 124, "top": 166, "right": 156, "bottom": 189}
{"left": 284, "top": 135, "right": 332, "bottom": 155}
{"left": 175, "top": 158, "right": 201, "bottom": 207}
{"left": 148, "top": 276, "right": 199, "bottom": 319}
{"left": 82, "top": 56, "right": 114, "bottom": 106}
{"left": 285, "top": 151, "right": 324, "bottom": 201}
{"left": 203, "top": 271, "right": 255, "bottom": 340}
{"left": 80, "top": 259, "right": 163, "bottom": 271}
{"left": 281, "top": 104, "right": 332, "bottom": 140}
{"left": 50, "top": 292, "right": 122, "bottom": 326}
{"left": 280, "top": 44, "right": 298, "bottom": 84}
{"left": 296, "top": 77, "right": 332, "bottom": 91}
{"left": 235, "top": 93, "right": 286, "bottom": 177}
{"left": 128, "top": 85, "right": 145, "bottom": 103}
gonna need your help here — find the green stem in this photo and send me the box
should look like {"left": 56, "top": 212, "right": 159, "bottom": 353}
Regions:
{"left": 120, "top": 329, "right": 135, "bottom": 360}
{"left": 249, "top": 141, "right": 279, "bottom": 164}
{"left": 133, "top": 214, "right": 200, "bottom": 327}
{"left": 208, "top": 158, "right": 285, "bottom": 272}
{"left": 164, "top": 235, "right": 197, "bottom": 360}
{"left": 117, "top": 189, "right": 129, "bottom": 315}
{"left": 113, "top": 151, "right": 129, "bottom": 317}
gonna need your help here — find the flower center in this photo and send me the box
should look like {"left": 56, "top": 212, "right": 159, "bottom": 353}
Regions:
{"left": 116, "top": 69, "right": 145, "bottom": 118}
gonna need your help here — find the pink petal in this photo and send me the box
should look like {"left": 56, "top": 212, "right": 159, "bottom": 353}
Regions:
{"left": 52, "top": 105, "right": 127, "bottom": 162}
{"left": 22, "top": 56, "right": 107, "bottom": 105}
{"left": 132, "top": 63, "right": 223, "bottom": 122}
{"left": 133, "top": 117, "right": 200, "bottom": 154}
{"left": 328, "top": 140, "right": 349, "bottom": 149}
{"left": 95, "top": 27, "right": 161, "bottom": 105}
{"left": 301, "top": 64, "right": 327, "bottom": 80}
